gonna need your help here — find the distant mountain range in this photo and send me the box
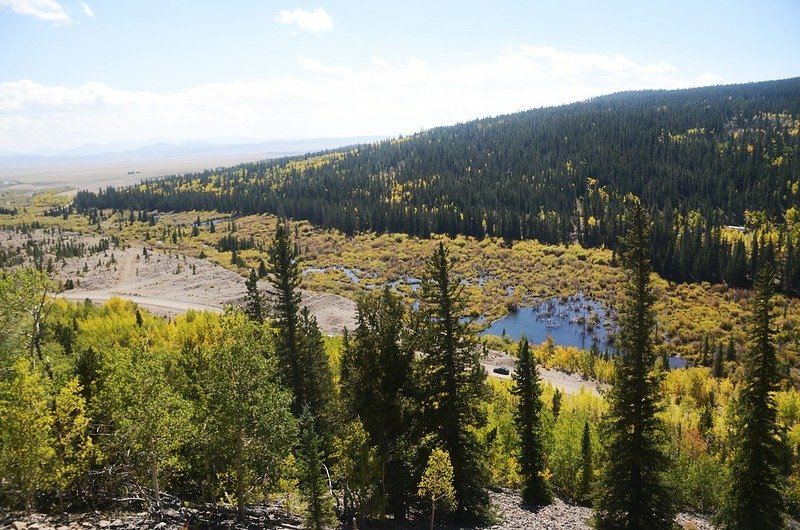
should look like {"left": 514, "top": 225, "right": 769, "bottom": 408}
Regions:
{"left": 0, "top": 136, "right": 386, "bottom": 190}
{"left": 0, "top": 136, "right": 387, "bottom": 164}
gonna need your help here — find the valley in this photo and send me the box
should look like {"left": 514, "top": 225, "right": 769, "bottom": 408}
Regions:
{"left": 2, "top": 78, "right": 799, "bottom": 530}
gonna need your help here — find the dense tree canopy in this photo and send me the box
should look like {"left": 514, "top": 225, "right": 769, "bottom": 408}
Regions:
{"left": 74, "top": 78, "right": 800, "bottom": 294}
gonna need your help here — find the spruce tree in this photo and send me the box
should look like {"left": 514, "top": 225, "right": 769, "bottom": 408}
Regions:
{"left": 341, "top": 287, "right": 416, "bottom": 519}
{"left": 578, "top": 420, "right": 593, "bottom": 504}
{"left": 417, "top": 243, "right": 489, "bottom": 520}
{"left": 244, "top": 268, "right": 264, "bottom": 323}
{"left": 726, "top": 336, "right": 737, "bottom": 362}
{"left": 267, "top": 220, "right": 304, "bottom": 411}
{"left": 716, "top": 265, "right": 785, "bottom": 529}
{"left": 595, "top": 201, "right": 674, "bottom": 530}
{"left": 701, "top": 335, "right": 710, "bottom": 366}
{"left": 298, "top": 410, "right": 336, "bottom": 530}
{"left": 712, "top": 342, "right": 724, "bottom": 378}
{"left": 267, "top": 221, "right": 335, "bottom": 454}
{"left": 552, "top": 388, "right": 563, "bottom": 419}
{"left": 512, "top": 338, "right": 552, "bottom": 505}
{"left": 297, "top": 306, "right": 336, "bottom": 453}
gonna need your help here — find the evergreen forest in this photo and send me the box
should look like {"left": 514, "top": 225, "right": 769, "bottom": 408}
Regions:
{"left": 73, "top": 78, "right": 800, "bottom": 296}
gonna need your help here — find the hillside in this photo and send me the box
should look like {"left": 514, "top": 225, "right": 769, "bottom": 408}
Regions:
{"left": 73, "top": 78, "right": 800, "bottom": 294}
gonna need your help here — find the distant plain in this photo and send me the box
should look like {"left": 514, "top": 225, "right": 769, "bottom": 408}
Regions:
{"left": 0, "top": 136, "right": 384, "bottom": 194}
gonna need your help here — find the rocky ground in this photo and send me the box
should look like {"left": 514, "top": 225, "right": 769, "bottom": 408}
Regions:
{"left": 2, "top": 490, "right": 720, "bottom": 530}
{"left": 1, "top": 504, "right": 304, "bottom": 530}
{"left": 482, "top": 490, "right": 714, "bottom": 530}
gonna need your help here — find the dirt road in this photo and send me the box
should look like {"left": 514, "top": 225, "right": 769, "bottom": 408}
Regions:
{"left": 55, "top": 247, "right": 356, "bottom": 334}
{"left": 59, "top": 291, "right": 224, "bottom": 317}
{"left": 481, "top": 349, "right": 602, "bottom": 395}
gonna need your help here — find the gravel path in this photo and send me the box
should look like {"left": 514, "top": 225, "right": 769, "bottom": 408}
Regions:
{"left": 481, "top": 349, "right": 604, "bottom": 395}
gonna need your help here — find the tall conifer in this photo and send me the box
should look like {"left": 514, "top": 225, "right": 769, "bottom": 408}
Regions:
{"left": 512, "top": 338, "right": 552, "bottom": 505}
{"left": 418, "top": 243, "right": 489, "bottom": 520}
{"left": 595, "top": 201, "right": 674, "bottom": 529}
{"left": 244, "top": 268, "right": 264, "bottom": 323}
{"left": 578, "top": 420, "right": 593, "bottom": 504}
{"left": 298, "top": 410, "right": 336, "bottom": 530}
{"left": 341, "top": 287, "right": 416, "bottom": 519}
{"left": 267, "top": 220, "right": 304, "bottom": 411}
{"left": 267, "top": 221, "right": 336, "bottom": 458}
{"left": 716, "top": 265, "right": 785, "bottom": 529}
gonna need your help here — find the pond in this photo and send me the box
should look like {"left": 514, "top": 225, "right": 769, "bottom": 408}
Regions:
{"left": 481, "top": 293, "right": 690, "bottom": 369}
{"left": 481, "top": 294, "right": 614, "bottom": 352}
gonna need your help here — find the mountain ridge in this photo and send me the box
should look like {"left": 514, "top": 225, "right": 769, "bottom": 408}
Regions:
{"left": 74, "top": 77, "right": 800, "bottom": 293}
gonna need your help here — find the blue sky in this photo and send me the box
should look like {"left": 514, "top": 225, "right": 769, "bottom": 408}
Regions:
{"left": 1, "top": 0, "right": 798, "bottom": 153}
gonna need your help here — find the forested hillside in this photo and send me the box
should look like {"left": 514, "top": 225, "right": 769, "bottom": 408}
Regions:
{"left": 73, "top": 78, "right": 800, "bottom": 294}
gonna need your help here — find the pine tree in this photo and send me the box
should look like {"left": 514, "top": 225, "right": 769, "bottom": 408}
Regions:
{"left": 512, "top": 338, "right": 552, "bottom": 505}
{"left": 716, "top": 264, "right": 786, "bottom": 529}
{"left": 712, "top": 342, "right": 724, "bottom": 378}
{"left": 341, "top": 287, "right": 416, "bottom": 519}
{"left": 417, "top": 242, "right": 489, "bottom": 519}
{"left": 578, "top": 420, "right": 593, "bottom": 504}
{"left": 297, "top": 306, "right": 336, "bottom": 453}
{"left": 701, "top": 335, "right": 710, "bottom": 366}
{"left": 552, "top": 388, "right": 563, "bottom": 419}
{"left": 267, "top": 220, "right": 304, "bottom": 411}
{"left": 726, "top": 239, "right": 748, "bottom": 288}
{"left": 267, "top": 222, "right": 335, "bottom": 455}
{"left": 726, "top": 336, "right": 737, "bottom": 361}
{"left": 595, "top": 201, "right": 675, "bottom": 529}
{"left": 298, "top": 410, "right": 336, "bottom": 530}
{"left": 244, "top": 268, "right": 264, "bottom": 323}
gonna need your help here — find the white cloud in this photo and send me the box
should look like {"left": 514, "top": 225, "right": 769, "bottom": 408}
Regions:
{"left": 371, "top": 57, "right": 390, "bottom": 69}
{"left": 275, "top": 7, "right": 333, "bottom": 33}
{"left": 78, "top": 1, "right": 93, "bottom": 17}
{"left": 297, "top": 57, "right": 351, "bottom": 75}
{"left": 0, "top": 46, "right": 724, "bottom": 153}
{"left": 0, "top": 0, "right": 69, "bottom": 23}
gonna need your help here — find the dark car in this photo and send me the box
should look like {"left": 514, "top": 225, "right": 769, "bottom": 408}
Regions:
{"left": 492, "top": 366, "right": 510, "bottom": 375}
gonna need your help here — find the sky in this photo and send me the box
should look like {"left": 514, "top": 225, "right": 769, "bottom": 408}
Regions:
{"left": 1, "top": 0, "right": 798, "bottom": 154}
